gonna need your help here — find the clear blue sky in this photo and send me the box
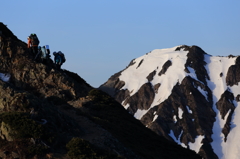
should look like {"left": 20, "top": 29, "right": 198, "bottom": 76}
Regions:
{"left": 1, "top": 1, "right": 240, "bottom": 87}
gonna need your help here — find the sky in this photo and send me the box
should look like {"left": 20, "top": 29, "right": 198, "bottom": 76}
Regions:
{"left": 1, "top": 0, "right": 240, "bottom": 87}
{"left": 117, "top": 46, "right": 240, "bottom": 158}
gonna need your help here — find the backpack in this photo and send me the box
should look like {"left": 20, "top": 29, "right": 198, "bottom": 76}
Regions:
{"left": 58, "top": 51, "right": 66, "bottom": 63}
{"left": 41, "top": 47, "right": 47, "bottom": 59}
{"left": 29, "top": 33, "right": 40, "bottom": 45}
{"left": 45, "top": 45, "right": 50, "bottom": 55}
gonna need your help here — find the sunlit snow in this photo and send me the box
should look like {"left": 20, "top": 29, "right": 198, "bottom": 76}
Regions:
{"left": 189, "top": 135, "right": 204, "bottom": 153}
{"left": 119, "top": 46, "right": 240, "bottom": 159}
{"left": 120, "top": 46, "right": 189, "bottom": 120}
{"left": 173, "top": 115, "right": 177, "bottom": 123}
{"left": 186, "top": 106, "right": 192, "bottom": 114}
{"left": 153, "top": 114, "right": 158, "bottom": 122}
{"left": 205, "top": 55, "right": 238, "bottom": 159}
{"left": 134, "top": 109, "right": 148, "bottom": 120}
{"left": 178, "top": 107, "right": 183, "bottom": 119}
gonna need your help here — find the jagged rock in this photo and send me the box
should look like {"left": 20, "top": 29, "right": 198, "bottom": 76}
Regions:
{"left": 99, "top": 72, "right": 123, "bottom": 97}
{"left": 124, "top": 82, "right": 155, "bottom": 115}
{"left": 199, "top": 143, "right": 218, "bottom": 159}
{"left": 179, "top": 45, "right": 209, "bottom": 85}
{"left": 153, "top": 83, "right": 161, "bottom": 93}
{"left": 0, "top": 121, "right": 15, "bottom": 141}
{"left": 142, "top": 77, "right": 215, "bottom": 147}
{"left": 158, "top": 60, "right": 172, "bottom": 76}
{"left": 136, "top": 59, "right": 144, "bottom": 69}
{"left": 146, "top": 70, "right": 156, "bottom": 82}
{"left": 226, "top": 56, "right": 240, "bottom": 86}
{"left": 216, "top": 89, "right": 235, "bottom": 119}
{"left": 236, "top": 94, "right": 240, "bottom": 102}
{"left": 115, "top": 88, "right": 130, "bottom": 105}
{"left": 216, "top": 89, "right": 235, "bottom": 141}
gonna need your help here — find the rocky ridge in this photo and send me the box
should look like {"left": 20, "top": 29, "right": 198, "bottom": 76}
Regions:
{"left": 0, "top": 22, "right": 201, "bottom": 159}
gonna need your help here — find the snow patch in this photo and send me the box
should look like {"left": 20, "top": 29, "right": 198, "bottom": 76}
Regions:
{"left": 123, "top": 103, "right": 130, "bottom": 109}
{"left": 153, "top": 114, "right": 158, "bottom": 122}
{"left": 134, "top": 109, "right": 148, "bottom": 120}
{"left": 169, "top": 130, "right": 181, "bottom": 145}
{"left": 189, "top": 135, "right": 204, "bottom": 153}
{"left": 186, "top": 105, "right": 192, "bottom": 114}
{"left": 173, "top": 115, "right": 177, "bottom": 123}
{"left": 169, "top": 130, "right": 187, "bottom": 148}
{"left": 187, "top": 67, "right": 198, "bottom": 81}
{"left": 0, "top": 73, "right": 10, "bottom": 82}
{"left": 178, "top": 107, "right": 183, "bottom": 119}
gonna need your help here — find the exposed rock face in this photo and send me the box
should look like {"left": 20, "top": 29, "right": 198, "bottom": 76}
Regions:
{"left": 180, "top": 45, "right": 210, "bottom": 84}
{"left": 123, "top": 82, "right": 155, "bottom": 115}
{"left": 147, "top": 70, "right": 156, "bottom": 82}
{"left": 99, "top": 58, "right": 137, "bottom": 98}
{"left": 158, "top": 60, "right": 172, "bottom": 76}
{"left": 99, "top": 71, "right": 123, "bottom": 97}
{"left": 226, "top": 56, "right": 240, "bottom": 86}
{"left": 141, "top": 76, "right": 215, "bottom": 145}
{"left": 136, "top": 59, "right": 144, "bottom": 69}
{"left": 0, "top": 122, "right": 15, "bottom": 141}
{"left": 216, "top": 89, "right": 235, "bottom": 142}
{"left": 99, "top": 45, "right": 240, "bottom": 159}
{"left": 0, "top": 23, "right": 201, "bottom": 159}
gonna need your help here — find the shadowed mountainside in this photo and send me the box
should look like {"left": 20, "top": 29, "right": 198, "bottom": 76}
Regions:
{"left": 0, "top": 22, "right": 201, "bottom": 159}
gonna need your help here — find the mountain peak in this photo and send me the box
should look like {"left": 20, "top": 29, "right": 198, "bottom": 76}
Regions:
{"left": 100, "top": 45, "right": 240, "bottom": 159}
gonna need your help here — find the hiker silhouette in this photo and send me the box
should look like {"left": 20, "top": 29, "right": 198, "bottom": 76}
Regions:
{"left": 27, "top": 33, "right": 40, "bottom": 56}
{"left": 53, "top": 51, "right": 66, "bottom": 69}
{"left": 35, "top": 45, "right": 51, "bottom": 64}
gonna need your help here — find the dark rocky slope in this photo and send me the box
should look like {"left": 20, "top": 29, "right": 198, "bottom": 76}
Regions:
{"left": 0, "top": 23, "right": 201, "bottom": 159}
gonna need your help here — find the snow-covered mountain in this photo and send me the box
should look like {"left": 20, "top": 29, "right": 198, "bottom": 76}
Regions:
{"left": 99, "top": 45, "right": 240, "bottom": 159}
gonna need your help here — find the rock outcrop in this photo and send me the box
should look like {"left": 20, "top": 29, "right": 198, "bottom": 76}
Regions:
{"left": 226, "top": 56, "right": 240, "bottom": 86}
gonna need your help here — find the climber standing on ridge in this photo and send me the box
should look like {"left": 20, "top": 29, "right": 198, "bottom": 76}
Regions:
{"left": 41, "top": 45, "right": 51, "bottom": 64}
{"left": 53, "top": 51, "right": 66, "bottom": 69}
{"left": 35, "top": 45, "right": 51, "bottom": 64}
{"left": 27, "top": 33, "right": 40, "bottom": 56}
{"left": 45, "top": 45, "right": 50, "bottom": 55}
